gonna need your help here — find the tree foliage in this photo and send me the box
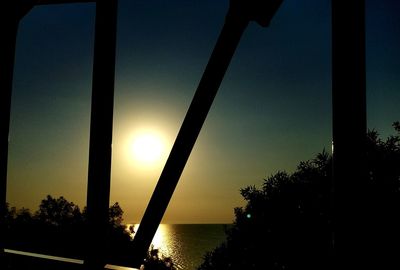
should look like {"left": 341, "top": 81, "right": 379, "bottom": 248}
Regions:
{"left": 4, "top": 196, "right": 176, "bottom": 270}
{"left": 109, "top": 202, "right": 124, "bottom": 228}
{"left": 141, "top": 246, "right": 177, "bottom": 270}
{"left": 198, "top": 122, "right": 400, "bottom": 270}
{"left": 36, "top": 195, "right": 82, "bottom": 226}
{"left": 4, "top": 195, "right": 129, "bottom": 259}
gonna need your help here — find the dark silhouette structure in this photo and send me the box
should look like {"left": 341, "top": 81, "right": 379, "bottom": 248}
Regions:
{"left": 1, "top": 0, "right": 372, "bottom": 269}
{"left": 130, "top": 0, "right": 283, "bottom": 266}
{"left": 331, "top": 1, "right": 366, "bottom": 269}
{"left": 3, "top": 195, "right": 141, "bottom": 269}
{"left": 197, "top": 124, "right": 400, "bottom": 270}
{"left": 1, "top": 1, "right": 116, "bottom": 270}
{"left": 85, "top": 0, "right": 118, "bottom": 269}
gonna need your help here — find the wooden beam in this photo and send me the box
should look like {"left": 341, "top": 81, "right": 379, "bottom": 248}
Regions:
{"left": 331, "top": 0, "right": 366, "bottom": 269}
{"left": 130, "top": 0, "right": 283, "bottom": 267}
{"left": 0, "top": 3, "right": 20, "bottom": 267}
{"left": 85, "top": 0, "right": 118, "bottom": 269}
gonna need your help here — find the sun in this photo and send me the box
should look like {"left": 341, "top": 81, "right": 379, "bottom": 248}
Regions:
{"left": 130, "top": 132, "right": 165, "bottom": 165}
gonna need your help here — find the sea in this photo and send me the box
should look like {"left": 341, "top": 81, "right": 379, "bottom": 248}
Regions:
{"left": 127, "top": 224, "right": 229, "bottom": 270}
{"left": 4, "top": 224, "right": 229, "bottom": 270}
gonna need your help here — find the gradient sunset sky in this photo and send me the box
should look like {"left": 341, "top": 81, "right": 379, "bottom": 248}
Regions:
{"left": 7, "top": 0, "right": 399, "bottom": 223}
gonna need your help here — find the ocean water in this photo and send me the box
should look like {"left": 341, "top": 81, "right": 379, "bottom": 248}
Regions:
{"left": 4, "top": 224, "right": 228, "bottom": 270}
{"left": 129, "top": 224, "right": 228, "bottom": 270}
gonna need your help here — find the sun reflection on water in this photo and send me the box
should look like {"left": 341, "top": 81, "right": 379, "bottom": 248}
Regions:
{"left": 126, "top": 224, "right": 172, "bottom": 258}
{"left": 124, "top": 224, "right": 227, "bottom": 270}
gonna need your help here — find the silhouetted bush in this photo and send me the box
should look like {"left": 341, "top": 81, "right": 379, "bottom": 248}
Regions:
{"left": 36, "top": 195, "right": 82, "bottom": 226}
{"left": 198, "top": 122, "right": 400, "bottom": 270}
{"left": 141, "top": 246, "right": 177, "bottom": 270}
{"left": 4, "top": 195, "right": 129, "bottom": 259}
{"left": 4, "top": 195, "right": 177, "bottom": 269}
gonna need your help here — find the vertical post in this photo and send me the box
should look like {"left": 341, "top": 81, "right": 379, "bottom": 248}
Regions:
{"left": 331, "top": 0, "right": 366, "bottom": 269}
{"left": 0, "top": 3, "right": 19, "bottom": 266}
{"left": 85, "top": 0, "right": 118, "bottom": 269}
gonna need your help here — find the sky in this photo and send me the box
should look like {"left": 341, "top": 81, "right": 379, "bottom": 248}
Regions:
{"left": 6, "top": 0, "right": 400, "bottom": 224}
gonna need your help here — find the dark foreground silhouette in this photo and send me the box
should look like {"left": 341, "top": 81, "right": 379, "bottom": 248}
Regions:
{"left": 4, "top": 196, "right": 176, "bottom": 270}
{"left": 5, "top": 122, "right": 399, "bottom": 270}
{"left": 198, "top": 122, "right": 400, "bottom": 270}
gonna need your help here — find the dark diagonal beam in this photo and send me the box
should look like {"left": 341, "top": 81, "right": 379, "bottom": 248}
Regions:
{"left": 130, "top": 11, "right": 247, "bottom": 267}
{"left": 130, "top": 0, "right": 283, "bottom": 267}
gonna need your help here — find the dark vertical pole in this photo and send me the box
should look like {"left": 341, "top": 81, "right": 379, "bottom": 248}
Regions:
{"left": 331, "top": 1, "right": 366, "bottom": 269}
{"left": 0, "top": 3, "right": 19, "bottom": 265}
{"left": 130, "top": 11, "right": 249, "bottom": 267}
{"left": 85, "top": 0, "right": 118, "bottom": 269}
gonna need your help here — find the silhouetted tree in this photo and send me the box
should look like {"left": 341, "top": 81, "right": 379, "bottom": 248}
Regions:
{"left": 198, "top": 122, "right": 400, "bottom": 270}
{"left": 15, "top": 207, "right": 33, "bottom": 224}
{"left": 141, "top": 246, "right": 177, "bottom": 270}
{"left": 35, "top": 195, "right": 81, "bottom": 226}
{"left": 363, "top": 122, "right": 400, "bottom": 268}
{"left": 4, "top": 196, "right": 179, "bottom": 269}
{"left": 109, "top": 202, "right": 123, "bottom": 228}
{"left": 4, "top": 196, "right": 131, "bottom": 259}
{"left": 4, "top": 203, "right": 16, "bottom": 223}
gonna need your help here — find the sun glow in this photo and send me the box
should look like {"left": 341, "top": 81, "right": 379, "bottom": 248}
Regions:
{"left": 129, "top": 131, "right": 166, "bottom": 166}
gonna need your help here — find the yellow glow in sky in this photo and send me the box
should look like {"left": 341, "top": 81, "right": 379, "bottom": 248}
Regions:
{"left": 126, "top": 130, "right": 168, "bottom": 170}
